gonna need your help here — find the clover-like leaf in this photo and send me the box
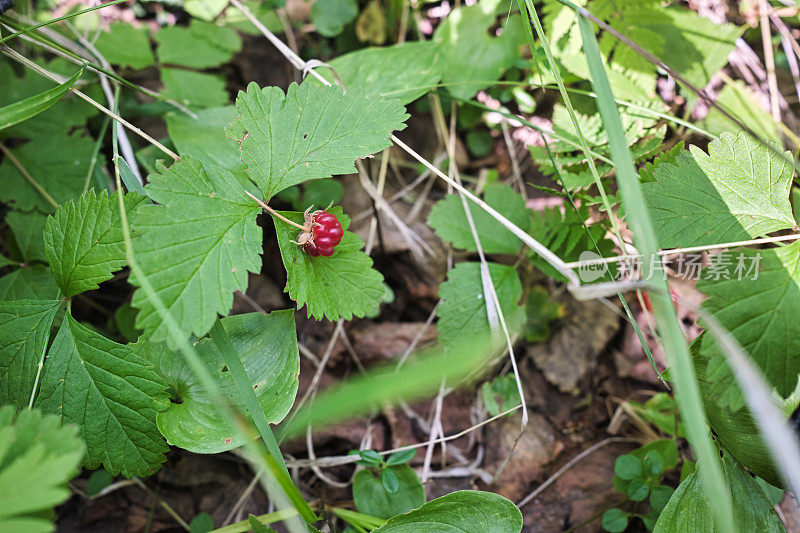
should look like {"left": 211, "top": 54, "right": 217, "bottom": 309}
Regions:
{"left": 354, "top": 464, "right": 425, "bottom": 519}
{"left": 436, "top": 261, "right": 525, "bottom": 347}
{"left": 643, "top": 132, "right": 796, "bottom": 248}
{"left": 44, "top": 189, "right": 146, "bottom": 297}
{"left": 131, "top": 157, "right": 262, "bottom": 347}
{"left": 227, "top": 82, "right": 408, "bottom": 200}
{"left": 36, "top": 313, "right": 170, "bottom": 477}
{"left": 0, "top": 299, "right": 61, "bottom": 408}
{"left": 139, "top": 311, "right": 299, "bottom": 454}
{"left": 272, "top": 207, "right": 384, "bottom": 321}
{"left": 697, "top": 241, "right": 800, "bottom": 404}
{"left": 428, "top": 183, "right": 530, "bottom": 255}
{"left": 0, "top": 406, "right": 85, "bottom": 532}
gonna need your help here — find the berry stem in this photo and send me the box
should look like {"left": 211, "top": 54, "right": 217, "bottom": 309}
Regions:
{"left": 245, "top": 190, "right": 307, "bottom": 230}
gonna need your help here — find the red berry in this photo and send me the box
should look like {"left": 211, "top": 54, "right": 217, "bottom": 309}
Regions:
{"left": 304, "top": 242, "right": 319, "bottom": 256}
{"left": 327, "top": 225, "right": 344, "bottom": 244}
{"left": 315, "top": 236, "right": 334, "bottom": 248}
{"left": 318, "top": 246, "right": 335, "bottom": 257}
{"left": 315, "top": 212, "right": 337, "bottom": 226}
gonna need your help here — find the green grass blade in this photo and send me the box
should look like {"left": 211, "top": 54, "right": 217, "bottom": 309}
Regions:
{"left": 208, "top": 319, "right": 289, "bottom": 475}
{"left": 0, "top": 66, "right": 83, "bottom": 131}
{"left": 576, "top": 13, "right": 733, "bottom": 531}
{"left": 110, "top": 88, "right": 316, "bottom": 529}
{"left": 0, "top": 0, "right": 129, "bottom": 44}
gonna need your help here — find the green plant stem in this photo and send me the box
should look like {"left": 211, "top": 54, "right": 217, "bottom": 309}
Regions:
{"left": 0, "top": 140, "right": 59, "bottom": 208}
{"left": 109, "top": 87, "right": 315, "bottom": 529}
{"left": 208, "top": 318, "right": 290, "bottom": 476}
{"left": 0, "top": 0, "right": 128, "bottom": 44}
{"left": 575, "top": 13, "right": 733, "bottom": 531}
{"left": 83, "top": 114, "right": 111, "bottom": 194}
{"left": 211, "top": 508, "right": 301, "bottom": 533}
{"left": 331, "top": 507, "right": 386, "bottom": 530}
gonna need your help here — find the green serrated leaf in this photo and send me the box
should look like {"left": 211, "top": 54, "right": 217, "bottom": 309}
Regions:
{"left": 354, "top": 465, "right": 424, "bottom": 519}
{"left": 0, "top": 299, "right": 61, "bottom": 408}
{"left": 95, "top": 22, "right": 155, "bottom": 70}
{"left": 7, "top": 209, "right": 47, "bottom": 262}
{"left": 373, "top": 490, "right": 522, "bottom": 532}
{"left": 227, "top": 82, "right": 408, "bottom": 200}
{"left": 654, "top": 452, "right": 783, "bottom": 532}
{"left": 428, "top": 183, "right": 530, "bottom": 255}
{"left": 311, "top": 0, "right": 358, "bottom": 37}
{"left": 166, "top": 106, "right": 247, "bottom": 180}
{"left": 161, "top": 68, "right": 229, "bottom": 109}
{"left": 36, "top": 314, "right": 169, "bottom": 477}
{"left": 0, "top": 131, "right": 101, "bottom": 213}
{"left": 325, "top": 42, "right": 441, "bottom": 104}
{"left": 436, "top": 261, "right": 525, "bottom": 347}
{"left": 0, "top": 406, "right": 84, "bottom": 531}
{"left": 44, "top": 190, "right": 145, "bottom": 297}
{"left": 155, "top": 20, "right": 242, "bottom": 69}
{"left": 433, "top": 0, "right": 525, "bottom": 100}
{"left": 131, "top": 157, "right": 262, "bottom": 347}
{"left": 140, "top": 311, "right": 299, "bottom": 454}
{"left": 0, "top": 266, "right": 60, "bottom": 301}
{"left": 272, "top": 207, "right": 385, "bottom": 321}
{"left": 643, "top": 132, "right": 796, "bottom": 248}
{"left": 697, "top": 242, "right": 800, "bottom": 403}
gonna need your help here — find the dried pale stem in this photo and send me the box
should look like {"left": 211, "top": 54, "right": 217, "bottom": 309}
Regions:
{"left": 244, "top": 190, "right": 307, "bottom": 230}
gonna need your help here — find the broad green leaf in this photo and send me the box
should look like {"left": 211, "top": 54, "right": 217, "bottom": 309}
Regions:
{"left": 131, "top": 157, "right": 262, "bottom": 347}
{"left": 161, "top": 68, "right": 229, "bottom": 109}
{"left": 372, "top": 490, "right": 523, "bottom": 532}
{"left": 311, "top": 0, "right": 358, "bottom": 37}
{"left": 184, "top": 0, "right": 229, "bottom": 21}
{"left": 428, "top": 183, "right": 530, "bottom": 254}
{"left": 272, "top": 207, "right": 384, "bottom": 321}
{"left": 0, "top": 67, "right": 83, "bottom": 132}
{"left": 602, "top": 509, "right": 629, "bottom": 533}
{"left": 155, "top": 20, "right": 242, "bottom": 69}
{"left": 44, "top": 190, "right": 146, "bottom": 297}
{"left": 7, "top": 210, "right": 47, "bottom": 262}
{"left": 433, "top": 0, "right": 525, "bottom": 100}
{"left": 614, "top": 454, "right": 642, "bottom": 480}
{"left": 643, "top": 132, "right": 796, "bottom": 248}
{"left": 94, "top": 23, "right": 155, "bottom": 70}
{"left": 697, "top": 241, "right": 800, "bottom": 402}
{"left": 0, "top": 406, "right": 84, "bottom": 533}
{"left": 166, "top": 106, "right": 247, "bottom": 179}
{"left": 691, "top": 333, "right": 799, "bottom": 488}
{"left": 654, "top": 452, "right": 783, "bottom": 532}
{"left": 353, "top": 465, "right": 424, "bottom": 519}
{"left": 0, "top": 266, "right": 60, "bottom": 301}
{"left": 36, "top": 314, "right": 170, "bottom": 477}
{"left": 0, "top": 131, "right": 100, "bottom": 212}
{"left": 481, "top": 374, "right": 521, "bottom": 416}
{"left": 594, "top": 0, "right": 742, "bottom": 89}
{"left": 702, "top": 80, "right": 781, "bottom": 144}
{"left": 0, "top": 300, "right": 60, "bottom": 408}
{"left": 140, "top": 310, "right": 299, "bottom": 453}
{"left": 227, "top": 82, "right": 408, "bottom": 200}
{"left": 436, "top": 261, "right": 525, "bottom": 347}
{"left": 325, "top": 42, "right": 441, "bottom": 104}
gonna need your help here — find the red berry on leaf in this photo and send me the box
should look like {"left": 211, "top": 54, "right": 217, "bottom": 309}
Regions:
{"left": 298, "top": 209, "right": 344, "bottom": 258}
